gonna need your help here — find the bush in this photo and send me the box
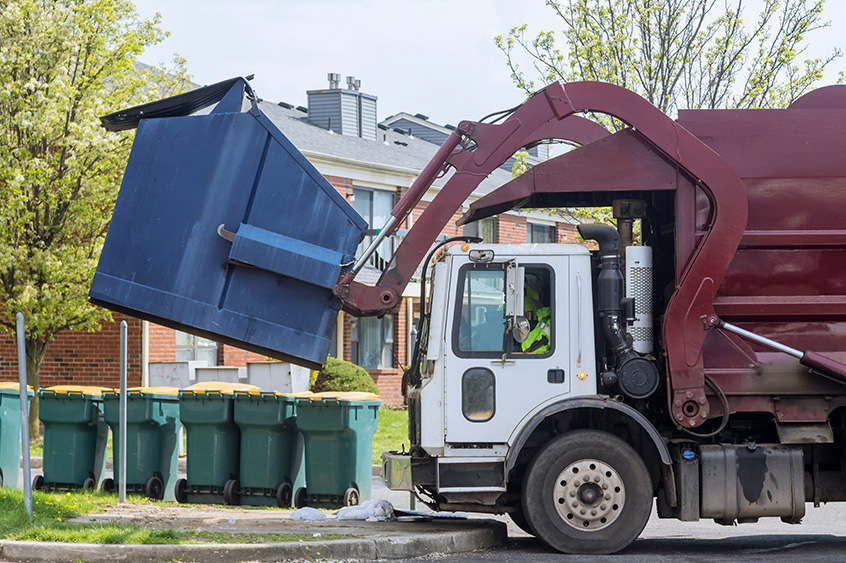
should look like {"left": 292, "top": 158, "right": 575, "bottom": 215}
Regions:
{"left": 311, "top": 357, "right": 379, "bottom": 394}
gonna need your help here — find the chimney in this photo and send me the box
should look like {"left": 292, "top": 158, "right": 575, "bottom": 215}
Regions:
{"left": 307, "top": 72, "right": 377, "bottom": 140}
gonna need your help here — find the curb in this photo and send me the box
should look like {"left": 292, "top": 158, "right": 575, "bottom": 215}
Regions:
{"left": 0, "top": 520, "right": 506, "bottom": 562}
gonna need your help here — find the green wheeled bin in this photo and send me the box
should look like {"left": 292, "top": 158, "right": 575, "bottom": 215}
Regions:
{"left": 37, "top": 386, "right": 109, "bottom": 491}
{"left": 0, "top": 383, "right": 33, "bottom": 489}
{"left": 233, "top": 389, "right": 308, "bottom": 507}
{"left": 295, "top": 392, "right": 381, "bottom": 509}
{"left": 102, "top": 387, "right": 181, "bottom": 500}
{"left": 176, "top": 381, "right": 258, "bottom": 504}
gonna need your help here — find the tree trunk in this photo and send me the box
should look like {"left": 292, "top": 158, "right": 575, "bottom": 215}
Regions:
{"left": 25, "top": 338, "right": 46, "bottom": 439}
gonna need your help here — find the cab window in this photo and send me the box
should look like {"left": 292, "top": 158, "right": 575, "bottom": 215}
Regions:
{"left": 452, "top": 264, "right": 553, "bottom": 358}
{"left": 455, "top": 267, "right": 506, "bottom": 355}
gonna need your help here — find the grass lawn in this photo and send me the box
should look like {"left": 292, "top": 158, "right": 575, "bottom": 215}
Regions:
{"left": 372, "top": 406, "right": 409, "bottom": 465}
{"left": 0, "top": 489, "right": 354, "bottom": 544}
{"left": 0, "top": 489, "right": 178, "bottom": 544}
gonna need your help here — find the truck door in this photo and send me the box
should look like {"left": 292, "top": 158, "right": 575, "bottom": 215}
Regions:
{"left": 444, "top": 256, "right": 573, "bottom": 444}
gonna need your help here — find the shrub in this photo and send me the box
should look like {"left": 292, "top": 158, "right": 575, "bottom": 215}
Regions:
{"left": 311, "top": 357, "right": 379, "bottom": 394}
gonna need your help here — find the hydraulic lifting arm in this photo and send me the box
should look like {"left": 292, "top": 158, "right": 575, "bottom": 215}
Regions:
{"left": 335, "top": 81, "right": 750, "bottom": 428}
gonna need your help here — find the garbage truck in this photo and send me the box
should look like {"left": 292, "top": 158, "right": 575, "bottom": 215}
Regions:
{"left": 91, "top": 77, "right": 846, "bottom": 554}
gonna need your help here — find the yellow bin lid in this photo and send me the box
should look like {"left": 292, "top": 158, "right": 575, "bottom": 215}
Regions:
{"left": 42, "top": 385, "right": 110, "bottom": 397}
{"left": 236, "top": 389, "right": 313, "bottom": 397}
{"left": 104, "top": 386, "right": 180, "bottom": 396}
{"left": 181, "top": 381, "right": 258, "bottom": 395}
{"left": 308, "top": 391, "right": 380, "bottom": 401}
{"left": 0, "top": 382, "right": 33, "bottom": 392}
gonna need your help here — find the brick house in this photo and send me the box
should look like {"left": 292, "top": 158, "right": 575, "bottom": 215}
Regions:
{"left": 0, "top": 75, "right": 578, "bottom": 407}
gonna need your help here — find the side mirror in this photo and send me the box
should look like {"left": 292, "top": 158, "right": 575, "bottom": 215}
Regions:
{"left": 510, "top": 316, "right": 531, "bottom": 343}
{"left": 469, "top": 249, "right": 495, "bottom": 263}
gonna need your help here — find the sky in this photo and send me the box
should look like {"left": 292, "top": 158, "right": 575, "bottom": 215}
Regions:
{"left": 133, "top": 0, "right": 846, "bottom": 129}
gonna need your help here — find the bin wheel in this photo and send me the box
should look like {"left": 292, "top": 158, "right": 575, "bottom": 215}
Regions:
{"left": 276, "top": 482, "right": 293, "bottom": 508}
{"left": 82, "top": 478, "right": 96, "bottom": 491}
{"left": 102, "top": 478, "right": 115, "bottom": 493}
{"left": 174, "top": 478, "right": 188, "bottom": 504}
{"left": 294, "top": 487, "right": 308, "bottom": 508}
{"left": 223, "top": 479, "right": 241, "bottom": 506}
{"left": 343, "top": 487, "right": 360, "bottom": 507}
{"left": 32, "top": 475, "right": 44, "bottom": 490}
{"left": 145, "top": 476, "right": 164, "bottom": 500}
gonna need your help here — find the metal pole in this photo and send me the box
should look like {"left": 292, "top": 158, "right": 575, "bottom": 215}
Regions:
{"left": 119, "top": 320, "right": 127, "bottom": 503}
{"left": 719, "top": 321, "right": 803, "bottom": 358}
{"left": 16, "top": 313, "right": 32, "bottom": 520}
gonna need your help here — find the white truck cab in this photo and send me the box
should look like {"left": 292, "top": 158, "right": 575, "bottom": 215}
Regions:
{"left": 385, "top": 242, "right": 599, "bottom": 504}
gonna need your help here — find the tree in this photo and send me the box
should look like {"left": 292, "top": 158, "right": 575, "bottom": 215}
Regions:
{"left": 0, "top": 0, "right": 191, "bottom": 436}
{"left": 496, "top": 0, "right": 840, "bottom": 114}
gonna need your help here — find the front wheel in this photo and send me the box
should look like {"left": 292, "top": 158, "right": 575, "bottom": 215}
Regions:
{"left": 522, "top": 429, "right": 652, "bottom": 554}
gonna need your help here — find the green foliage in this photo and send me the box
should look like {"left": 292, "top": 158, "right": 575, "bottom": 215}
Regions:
{"left": 311, "top": 357, "right": 379, "bottom": 394}
{"left": 496, "top": 0, "right": 839, "bottom": 113}
{"left": 372, "top": 406, "right": 409, "bottom": 464}
{"left": 0, "top": 0, "right": 191, "bottom": 435}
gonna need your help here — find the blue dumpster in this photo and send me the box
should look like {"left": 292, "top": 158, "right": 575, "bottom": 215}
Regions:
{"left": 90, "top": 77, "right": 368, "bottom": 370}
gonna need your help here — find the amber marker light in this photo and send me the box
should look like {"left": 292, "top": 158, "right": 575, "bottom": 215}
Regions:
{"left": 577, "top": 371, "right": 588, "bottom": 380}
{"left": 461, "top": 243, "right": 469, "bottom": 251}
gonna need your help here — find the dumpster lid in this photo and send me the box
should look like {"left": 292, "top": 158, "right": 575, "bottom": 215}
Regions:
{"left": 307, "top": 391, "right": 381, "bottom": 402}
{"left": 41, "top": 385, "right": 109, "bottom": 397}
{"left": 0, "top": 382, "right": 34, "bottom": 395}
{"left": 100, "top": 77, "right": 253, "bottom": 132}
{"left": 180, "top": 381, "right": 258, "bottom": 395}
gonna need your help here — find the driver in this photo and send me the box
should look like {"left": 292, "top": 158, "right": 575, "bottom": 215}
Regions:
{"left": 522, "top": 272, "right": 551, "bottom": 354}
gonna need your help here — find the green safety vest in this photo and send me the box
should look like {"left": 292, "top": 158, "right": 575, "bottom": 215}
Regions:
{"left": 522, "top": 306, "right": 551, "bottom": 354}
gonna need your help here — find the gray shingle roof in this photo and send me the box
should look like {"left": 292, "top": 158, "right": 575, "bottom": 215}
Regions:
{"left": 257, "top": 100, "right": 516, "bottom": 197}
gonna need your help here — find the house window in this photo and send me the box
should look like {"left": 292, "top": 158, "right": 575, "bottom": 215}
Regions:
{"left": 528, "top": 222, "right": 556, "bottom": 243}
{"left": 174, "top": 331, "right": 219, "bottom": 365}
{"left": 353, "top": 187, "right": 395, "bottom": 269}
{"left": 463, "top": 216, "right": 498, "bottom": 243}
{"left": 350, "top": 315, "right": 395, "bottom": 369}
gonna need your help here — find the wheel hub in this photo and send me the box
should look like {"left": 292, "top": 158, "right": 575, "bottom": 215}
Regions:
{"left": 552, "top": 458, "right": 625, "bottom": 532}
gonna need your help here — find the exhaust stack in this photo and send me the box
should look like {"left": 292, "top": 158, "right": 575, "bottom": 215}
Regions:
{"left": 625, "top": 246, "right": 653, "bottom": 354}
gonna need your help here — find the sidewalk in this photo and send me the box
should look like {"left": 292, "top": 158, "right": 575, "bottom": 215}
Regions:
{"left": 0, "top": 517, "right": 506, "bottom": 563}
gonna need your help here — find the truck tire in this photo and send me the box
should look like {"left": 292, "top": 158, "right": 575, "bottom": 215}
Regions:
{"left": 522, "top": 429, "right": 651, "bottom": 554}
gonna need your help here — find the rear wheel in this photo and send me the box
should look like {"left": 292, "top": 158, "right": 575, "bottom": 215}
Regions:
{"left": 223, "top": 479, "right": 240, "bottom": 505}
{"left": 82, "top": 477, "right": 96, "bottom": 491}
{"left": 145, "top": 476, "right": 164, "bottom": 500}
{"left": 32, "top": 475, "right": 44, "bottom": 490}
{"left": 294, "top": 487, "right": 308, "bottom": 508}
{"left": 101, "top": 478, "right": 115, "bottom": 493}
{"left": 174, "top": 478, "right": 188, "bottom": 504}
{"left": 276, "top": 482, "right": 293, "bottom": 508}
{"left": 343, "top": 487, "right": 360, "bottom": 507}
{"left": 522, "top": 429, "right": 652, "bottom": 554}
